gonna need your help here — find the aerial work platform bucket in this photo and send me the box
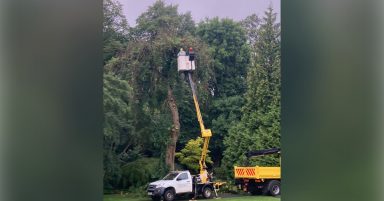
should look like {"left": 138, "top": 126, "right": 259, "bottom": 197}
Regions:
{"left": 177, "top": 48, "right": 196, "bottom": 71}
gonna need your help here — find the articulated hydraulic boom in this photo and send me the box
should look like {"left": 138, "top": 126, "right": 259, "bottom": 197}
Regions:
{"left": 177, "top": 47, "right": 212, "bottom": 184}
{"left": 187, "top": 72, "right": 212, "bottom": 183}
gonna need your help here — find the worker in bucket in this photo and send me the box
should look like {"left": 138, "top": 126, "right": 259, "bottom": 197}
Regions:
{"left": 177, "top": 48, "right": 186, "bottom": 56}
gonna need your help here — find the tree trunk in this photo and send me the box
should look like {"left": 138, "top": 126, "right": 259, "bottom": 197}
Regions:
{"left": 165, "top": 86, "right": 180, "bottom": 171}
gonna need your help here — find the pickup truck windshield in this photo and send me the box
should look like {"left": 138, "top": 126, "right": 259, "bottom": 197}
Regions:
{"left": 163, "top": 173, "right": 179, "bottom": 180}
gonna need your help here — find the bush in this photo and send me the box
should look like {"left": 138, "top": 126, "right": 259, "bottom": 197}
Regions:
{"left": 120, "top": 157, "right": 164, "bottom": 189}
{"left": 215, "top": 180, "right": 240, "bottom": 194}
{"left": 212, "top": 165, "right": 227, "bottom": 180}
{"left": 175, "top": 137, "right": 213, "bottom": 174}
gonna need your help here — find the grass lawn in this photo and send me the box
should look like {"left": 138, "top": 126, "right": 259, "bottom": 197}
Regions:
{"left": 104, "top": 194, "right": 280, "bottom": 201}
{"left": 205, "top": 197, "right": 280, "bottom": 201}
{"left": 103, "top": 194, "right": 148, "bottom": 201}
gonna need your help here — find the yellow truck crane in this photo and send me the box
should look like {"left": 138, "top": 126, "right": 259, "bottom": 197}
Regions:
{"left": 147, "top": 48, "right": 222, "bottom": 201}
{"left": 177, "top": 47, "right": 212, "bottom": 184}
{"left": 234, "top": 148, "right": 281, "bottom": 196}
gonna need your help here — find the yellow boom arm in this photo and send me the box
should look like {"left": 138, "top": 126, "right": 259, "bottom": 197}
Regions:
{"left": 187, "top": 73, "right": 212, "bottom": 183}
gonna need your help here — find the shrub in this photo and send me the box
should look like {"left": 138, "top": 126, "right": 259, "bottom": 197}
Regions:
{"left": 120, "top": 157, "right": 164, "bottom": 189}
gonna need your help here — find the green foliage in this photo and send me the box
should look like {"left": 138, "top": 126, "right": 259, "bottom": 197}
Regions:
{"left": 103, "top": 0, "right": 128, "bottom": 36}
{"left": 210, "top": 95, "right": 245, "bottom": 154}
{"left": 175, "top": 137, "right": 213, "bottom": 174}
{"left": 197, "top": 18, "right": 250, "bottom": 97}
{"left": 103, "top": 73, "right": 136, "bottom": 188}
{"left": 105, "top": 0, "right": 215, "bottom": 175}
{"left": 121, "top": 1, "right": 214, "bottom": 171}
{"left": 121, "top": 0, "right": 213, "bottom": 110}
{"left": 102, "top": 0, "right": 281, "bottom": 189}
{"left": 211, "top": 165, "right": 228, "bottom": 180}
{"left": 120, "top": 157, "right": 163, "bottom": 188}
{"left": 102, "top": 0, "right": 130, "bottom": 185}
{"left": 241, "top": 14, "right": 261, "bottom": 47}
{"left": 103, "top": 0, "right": 129, "bottom": 62}
{"left": 196, "top": 18, "right": 250, "bottom": 163}
{"left": 134, "top": 0, "right": 195, "bottom": 39}
{"left": 244, "top": 7, "right": 281, "bottom": 159}
{"left": 222, "top": 123, "right": 253, "bottom": 179}
{"left": 222, "top": 7, "right": 281, "bottom": 179}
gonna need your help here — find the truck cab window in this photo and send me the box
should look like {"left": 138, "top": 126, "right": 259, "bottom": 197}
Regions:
{"left": 163, "top": 173, "right": 179, "bottom": 180}
{"left": 177, "top": 173, "right": 188, "bottom": 180}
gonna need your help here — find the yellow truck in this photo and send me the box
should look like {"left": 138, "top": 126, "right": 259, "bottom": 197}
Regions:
{"left": 234, "top": 148, "right": 281, "bottom": 196}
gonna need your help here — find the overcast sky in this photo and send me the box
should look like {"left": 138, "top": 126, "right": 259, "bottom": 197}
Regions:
{"left": 119, "top": 0, "right": 280, "bottom": 26}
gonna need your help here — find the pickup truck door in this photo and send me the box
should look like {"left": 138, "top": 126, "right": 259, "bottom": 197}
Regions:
{"left": 175, "top": 173, "right": 192, "bottom": 193}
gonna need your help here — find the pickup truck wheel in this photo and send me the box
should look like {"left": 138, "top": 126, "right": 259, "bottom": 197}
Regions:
{"left": 163, "top": 189, "right": 175, "bottom": 201}
{"left": 202, "top": 186, "right": 213, "bottom": 199}
{"left": 267, "top": 180, "right": 281, "bottom": 196}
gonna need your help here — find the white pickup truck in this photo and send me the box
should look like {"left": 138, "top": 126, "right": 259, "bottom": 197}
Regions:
{"left": 147, "top": 171, "right": 215, "bottom": 201}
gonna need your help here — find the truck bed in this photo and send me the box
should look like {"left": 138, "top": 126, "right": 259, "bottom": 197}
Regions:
{"left": 234, "top": 166, "right": 280, "bottom": 179}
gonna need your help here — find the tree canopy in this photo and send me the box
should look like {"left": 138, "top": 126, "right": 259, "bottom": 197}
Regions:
{"left": 103, "top": 0, "right": 129, "bottom": 63}
{"left": 222, "top": 7, "right": 281, "bottom": 178}
{"left": 196, "top": 18, "right": 250, "bottom": 165}
{"left": 103, "top": 0, "right": 280, "bottom": 189}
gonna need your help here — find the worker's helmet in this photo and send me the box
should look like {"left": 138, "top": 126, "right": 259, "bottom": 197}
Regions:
{"left": 188, "top": 47, "right": 195, "bottom": 61}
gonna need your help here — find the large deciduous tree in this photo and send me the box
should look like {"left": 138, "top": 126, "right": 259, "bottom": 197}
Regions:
{"left": 120, "top": 1, "right": 214, "bottom": 171}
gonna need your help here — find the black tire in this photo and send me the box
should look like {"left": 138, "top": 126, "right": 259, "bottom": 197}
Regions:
{"left": 267, "top": 180, "right": 281, "bottom": 196}
{"left": 248, "top": 182, "right": 262, "bottom": 195}
{"left": 163, "top": 189, "right": 176, "bottom": 201}
{"left": 202, "top": 186, "right": 213, "bottom": 199}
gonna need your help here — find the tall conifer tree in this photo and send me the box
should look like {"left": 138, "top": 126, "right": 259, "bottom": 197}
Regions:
{"left": 223, "top": 7, "right": 281, "bottom": 177}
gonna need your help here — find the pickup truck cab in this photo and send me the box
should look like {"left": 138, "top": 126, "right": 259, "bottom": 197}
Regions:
{"left": 147, "top": 171, "right": 215, "bottom": 201}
